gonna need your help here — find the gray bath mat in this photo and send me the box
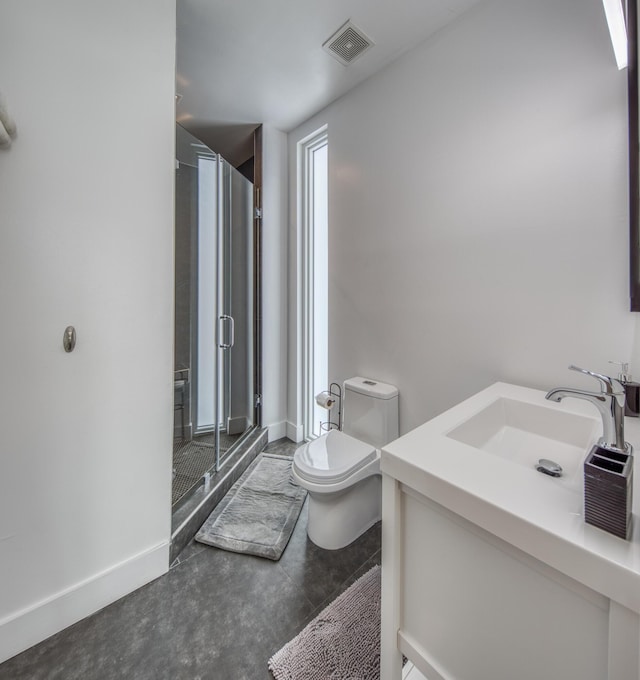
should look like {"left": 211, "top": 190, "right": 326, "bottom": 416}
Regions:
{"left": 268, "top": 565, "right": 381, "bottom": 679}
{"left": 195, "top": 453, "right": 306, "bottom": 560}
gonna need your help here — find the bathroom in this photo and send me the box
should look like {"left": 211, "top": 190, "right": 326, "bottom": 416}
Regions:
{"left": 0, "top": 0, "right": 638, "bottom": 677}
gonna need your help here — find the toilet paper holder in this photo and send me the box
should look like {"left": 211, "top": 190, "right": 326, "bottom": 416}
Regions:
{"left": 317, "top": 382, "right": 342, "bottom": 433}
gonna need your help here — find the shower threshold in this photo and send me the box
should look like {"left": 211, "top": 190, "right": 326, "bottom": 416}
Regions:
{"left": 170, "top": 426, "right": 268, "bottom": 563}
{"left": 172, "top": 430, "right": 244, "bottom": 508}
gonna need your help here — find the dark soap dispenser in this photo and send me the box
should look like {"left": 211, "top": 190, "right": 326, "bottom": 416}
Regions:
{"left": 609, "top": 361, "right": 640, "bottom": 417}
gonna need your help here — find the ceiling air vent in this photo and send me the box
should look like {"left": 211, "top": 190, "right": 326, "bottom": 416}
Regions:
{"left": 323, "top": 20, "right": 374, "bottom": 66}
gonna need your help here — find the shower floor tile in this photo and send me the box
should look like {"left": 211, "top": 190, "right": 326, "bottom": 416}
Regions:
{"left": 171, "top": 431, "right": 242, "bottom": 506}
{"left": 0, "top": 438, "right": 381, "bottom": 680}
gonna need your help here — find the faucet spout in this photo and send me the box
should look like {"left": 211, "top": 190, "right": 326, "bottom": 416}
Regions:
{"left": 545, "top": 378, "right": 628, "bottom": 453}
{"left": 545, "top": 387, "right": 607, "bottom": 404}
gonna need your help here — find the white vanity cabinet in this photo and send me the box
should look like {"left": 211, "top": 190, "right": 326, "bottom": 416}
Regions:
{"left": 380, "top": 383, "right": 640, "bottom": 680}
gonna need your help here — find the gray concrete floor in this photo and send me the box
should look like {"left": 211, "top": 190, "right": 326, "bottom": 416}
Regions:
{"left": 0, "top": 439, "right": 381, "bottom": 680}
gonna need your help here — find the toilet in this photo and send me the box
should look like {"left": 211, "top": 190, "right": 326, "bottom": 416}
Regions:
{"left": 292, "top": 376, "right": 399, "bottom": 550}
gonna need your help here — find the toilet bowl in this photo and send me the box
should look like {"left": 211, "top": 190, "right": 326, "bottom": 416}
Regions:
{"left": 292, "top": 429, "right": 382, "bottom": 550}
{"left": 292, "top": 376, "right": 399, "bottom": 550}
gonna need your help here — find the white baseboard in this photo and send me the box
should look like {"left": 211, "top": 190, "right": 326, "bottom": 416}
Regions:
{"left": 286, "top": 421, "right": 304, "bottom": 443}
{"left": 0, "top": 541, "right": 169, "bottom": 664}
{"left": 267, "top": 421, "right": 287, "bottom": 442}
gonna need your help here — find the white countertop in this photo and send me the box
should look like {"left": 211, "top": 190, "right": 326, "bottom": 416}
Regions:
{"left": 381, "top": 382, "right": 640, "bottom": 613}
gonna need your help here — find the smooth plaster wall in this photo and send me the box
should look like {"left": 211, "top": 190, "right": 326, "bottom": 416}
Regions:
{"left": 261, "top": 125, "right": 290, "bottom": 440}
{"left": 0, "top": 0, "right": 176, "bottom": 662}
{"left": 289, "top": 0, "right": 636, "bottom": 436}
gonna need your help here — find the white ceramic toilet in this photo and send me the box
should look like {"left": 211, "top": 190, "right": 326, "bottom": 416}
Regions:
{"left": 292, "top": 376, "right": 399, "bottom": 550}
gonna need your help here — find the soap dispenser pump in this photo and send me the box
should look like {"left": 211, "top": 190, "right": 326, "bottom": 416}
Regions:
{"left": 609, "top": 361, "right": 640, "bottom": 417}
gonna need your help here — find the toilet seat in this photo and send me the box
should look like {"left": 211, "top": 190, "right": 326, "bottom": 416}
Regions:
{"left": 293, "top": 429, "right": 377, "bottom": 485}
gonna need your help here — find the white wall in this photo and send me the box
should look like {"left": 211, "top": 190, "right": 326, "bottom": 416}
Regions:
{"left": 261, "top": 126, "right": 291, "bottom": 441}
{"left": 0, "top": 0, "right": 176, "bottom": 662}
{"left": 289, "top": 0, "right": 636, "bottom": 436}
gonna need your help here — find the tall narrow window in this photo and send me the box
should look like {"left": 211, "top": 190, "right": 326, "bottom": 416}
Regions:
{"left": 300, "top": 127, "right": 328, "bottom": 440}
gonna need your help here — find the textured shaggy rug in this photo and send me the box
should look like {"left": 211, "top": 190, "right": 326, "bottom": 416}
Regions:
{"left": 195, "top": 453, "right": 307, "bottom": 560}
{"left": 269, "top": 565, "right": 381, "bottom": 679}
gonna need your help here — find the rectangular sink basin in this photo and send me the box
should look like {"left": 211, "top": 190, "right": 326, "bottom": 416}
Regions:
{"left": 446, "top": 397, "right": 599, "bottom": 479}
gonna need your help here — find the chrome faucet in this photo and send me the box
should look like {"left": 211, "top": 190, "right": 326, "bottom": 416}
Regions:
{"left": 545, "top": 365, "right": 630, "bottom": 453}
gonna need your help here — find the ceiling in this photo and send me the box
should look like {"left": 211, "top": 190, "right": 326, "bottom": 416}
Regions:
{"left": 176, "top": 0, "right": 485, "bottom": 166}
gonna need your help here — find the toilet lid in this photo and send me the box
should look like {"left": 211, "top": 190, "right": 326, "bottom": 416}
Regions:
{"left": 293, "top": 429, "right": 377, "bottom": 484}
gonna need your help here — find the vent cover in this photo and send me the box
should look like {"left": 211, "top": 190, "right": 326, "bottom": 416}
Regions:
{"left": 323, "top": 20, "right": 374, "bottom": 66}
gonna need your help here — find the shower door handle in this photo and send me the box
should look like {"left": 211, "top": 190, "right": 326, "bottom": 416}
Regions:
{"left": 227, "top": 314, "right": 235, "bottom": 349}
{"left": 218, "top": 315, "right": 235, "bottom": 349}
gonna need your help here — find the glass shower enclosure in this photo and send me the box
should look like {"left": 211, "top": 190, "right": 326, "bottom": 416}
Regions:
{"left": 173, "top": 124, "right": 255, "bottom": 508}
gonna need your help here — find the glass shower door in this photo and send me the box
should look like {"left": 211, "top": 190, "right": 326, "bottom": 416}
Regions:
{"left": 216, "top": 159, "right": 255, "bottom": 468}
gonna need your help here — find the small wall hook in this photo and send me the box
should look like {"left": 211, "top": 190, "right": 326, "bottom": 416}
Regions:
{"left": 63, "top": 326, "right": 76, "bottom": 353}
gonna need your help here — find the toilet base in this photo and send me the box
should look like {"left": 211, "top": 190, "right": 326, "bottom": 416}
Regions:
{"left": 306, "top": 474, "right": 381, "bottom": 550}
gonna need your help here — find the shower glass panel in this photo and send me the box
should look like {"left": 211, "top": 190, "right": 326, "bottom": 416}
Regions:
{"left": 196, "top": 154, "right": 218, "bottom": 434}
{"left": 172, "top": 125, "right": 255, "bottom": 508}
{"left": 216, "top": 156, "right": 255, "bottom": 468}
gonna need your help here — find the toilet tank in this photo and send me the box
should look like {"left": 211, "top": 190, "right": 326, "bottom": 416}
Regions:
{"left": 342, "top": 377, "right": 399, "bottom": 448}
